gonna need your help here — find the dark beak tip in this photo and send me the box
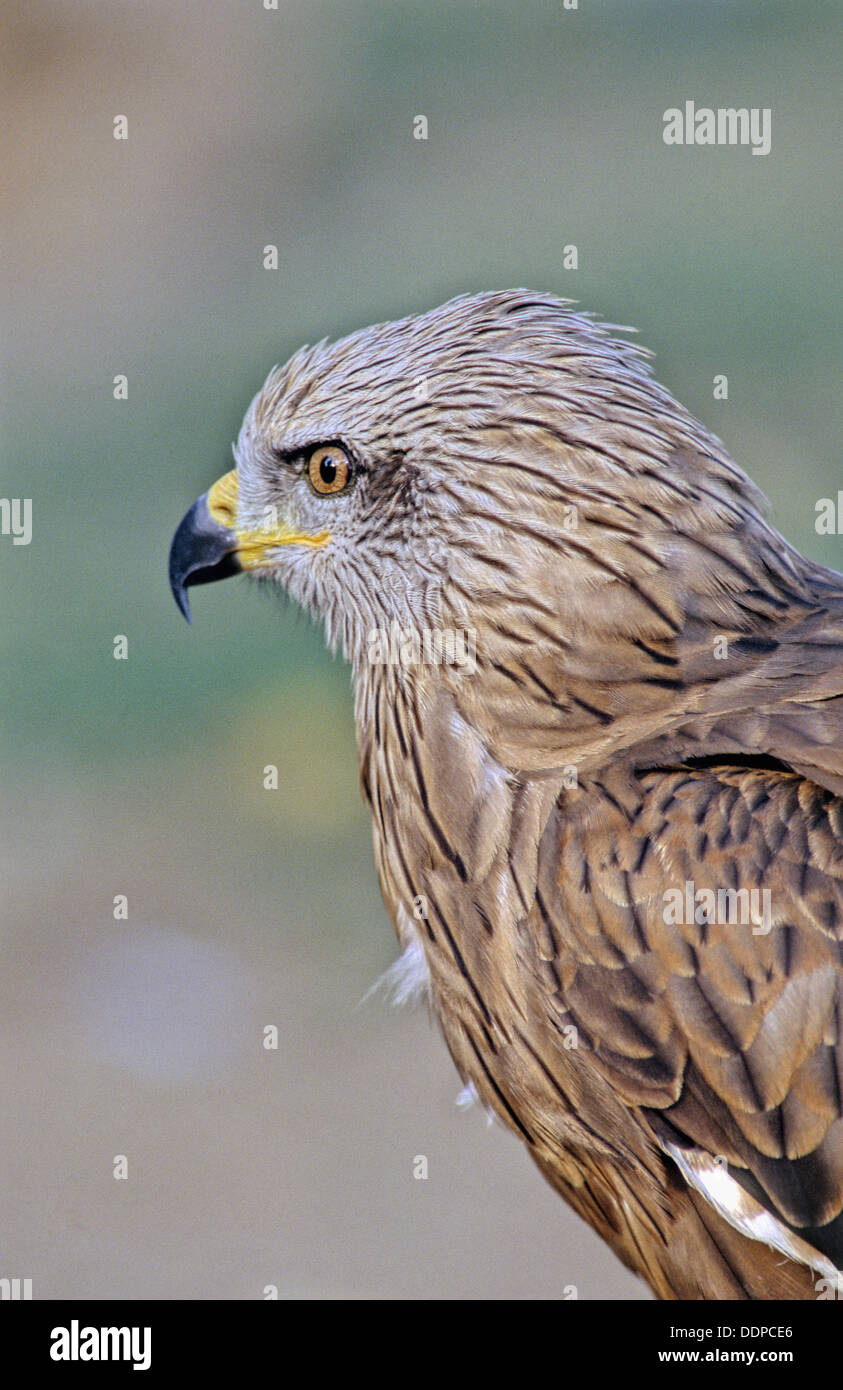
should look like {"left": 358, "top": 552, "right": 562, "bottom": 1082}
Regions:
{"left": 168, "top": 539, "right": 194, "bottom": 623}
{"left": 169, "top": 492, "right": 240, "bottom": 624}
{"left": 175, "top": 588, "right": 193, "bottom": 624}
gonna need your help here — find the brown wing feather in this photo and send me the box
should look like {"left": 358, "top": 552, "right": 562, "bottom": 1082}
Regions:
{"left": 536, "top": 760, "right": 843, "bottom": 1273}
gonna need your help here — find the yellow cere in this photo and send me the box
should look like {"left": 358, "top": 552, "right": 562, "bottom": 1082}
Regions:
{"left": 207, "top": 470, "right": 330, "bottom": 569}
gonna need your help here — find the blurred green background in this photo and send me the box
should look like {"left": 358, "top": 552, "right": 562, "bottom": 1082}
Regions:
{"left": 2, "top": 0, "right": 841, "bottom": 1298}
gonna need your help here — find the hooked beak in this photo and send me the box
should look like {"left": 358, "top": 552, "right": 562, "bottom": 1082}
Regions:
{"left": 169, "top": 469, "right": 330, "bottom": 622}
{"left": 168, "top": 471, "right": 242, "bottom": 622}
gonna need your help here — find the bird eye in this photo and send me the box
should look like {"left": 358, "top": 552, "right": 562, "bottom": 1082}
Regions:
{"left": 306, "top": 444, "right": 353, "bottom": 496}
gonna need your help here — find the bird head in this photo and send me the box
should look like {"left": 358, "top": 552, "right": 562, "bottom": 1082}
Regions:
{"left": 170, "top": 289, "right": 789, "bottom": 727}
{"left": 170, "top": 293, "right": 505, "bottom": 663}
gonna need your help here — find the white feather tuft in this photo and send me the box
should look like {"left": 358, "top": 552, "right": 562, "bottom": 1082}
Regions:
{"left": 360, "top": 931, "right": 431, "bottom": 1010}
{"left": 662, "top": 1138, "right": 841, "bottom": 1283}
{"left": 456, "top": 1080, "right": 495, "bottom": 1126}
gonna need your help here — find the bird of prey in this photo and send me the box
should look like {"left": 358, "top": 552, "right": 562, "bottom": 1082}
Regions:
{"left": 170, "top": 290, "right": 843, "bottom": 1300}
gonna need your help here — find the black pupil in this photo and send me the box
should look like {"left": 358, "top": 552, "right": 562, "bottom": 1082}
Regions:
{"left": 319, "top": 455, "right": 338, "bottom": 486}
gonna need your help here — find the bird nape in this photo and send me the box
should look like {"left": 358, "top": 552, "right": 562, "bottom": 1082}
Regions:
{"left": 169, "top": 289, "right": 843, "bottom": 1300}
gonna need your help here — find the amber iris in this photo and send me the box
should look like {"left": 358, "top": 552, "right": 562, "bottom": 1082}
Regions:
{"left": 307, "top": 445, "right": 352, "bottom": 496}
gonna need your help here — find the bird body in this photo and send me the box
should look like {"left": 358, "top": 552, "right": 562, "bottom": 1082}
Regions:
{"left": 170, "top": 291, "right": 843, "bottom": 1298}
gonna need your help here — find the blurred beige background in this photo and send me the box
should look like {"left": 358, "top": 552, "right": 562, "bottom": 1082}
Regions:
{"left": 1, "top": 0, "right": 841, "bottom": 1298}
